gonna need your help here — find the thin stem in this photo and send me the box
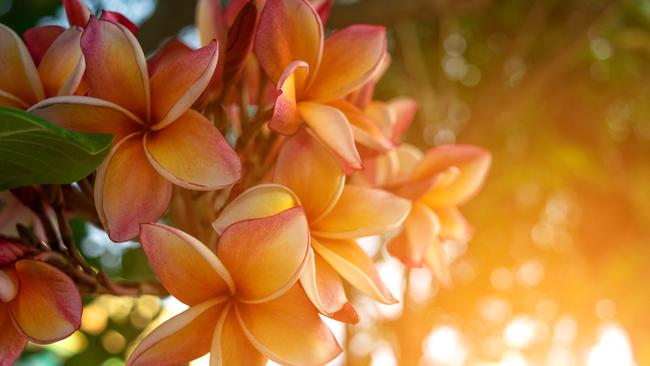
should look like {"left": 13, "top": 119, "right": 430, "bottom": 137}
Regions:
{"left": 236, "top": 107, "right": 274, "bottom": 150}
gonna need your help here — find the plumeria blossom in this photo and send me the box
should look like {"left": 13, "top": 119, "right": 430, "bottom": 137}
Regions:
{"left": 214, "top": 131, "right": 411, "bottom": 322}
{"left": 358, "top": 143, "right": 491, "bottom": 284}
{"left": 0, "top": 259, "right": 82, "bottom": 365}
{"left": 0, "top": 23, "right": 84, "bottom": 109}
{"left": 129, "top": 200, "right": 342, "bottom": 366}
{"left": 29, "top": 18, "right": 241, "bottom": 242}
{"left": 255, "top": 0, "right": 388, "bottom": 173}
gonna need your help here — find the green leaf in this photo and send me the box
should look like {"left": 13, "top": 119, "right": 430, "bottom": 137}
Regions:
{"left": 0, "top": 106, "right": 113, "bottom": 190}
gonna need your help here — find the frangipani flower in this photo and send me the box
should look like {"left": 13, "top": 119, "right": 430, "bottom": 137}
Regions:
{"left": 0, "top": 23, "right": 84, "bottom": 109}
{"left": 128, "top": 202, "right": 341, "bottom": 366}
{"left": 365, "top": 144, "right": 491, "bottom": 284}
{"left": 29, "top": 18, "right": 242, "bottom": 242}
{"left": 214, "top": 131, "right": 411, "bottom": 322}
{"left": 255, "top": 0, "right": 387, "bottom": 172}
{"left": 0, "top": 259, "right": 82, "bottom": 364}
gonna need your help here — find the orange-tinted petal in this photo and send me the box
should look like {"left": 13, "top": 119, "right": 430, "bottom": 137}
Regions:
{"left": 196, "top": 0, "right": 226, "bottom": 46}
{"left": 217, "top": 207, "right": 310, "bottom": 303}
{"left": 255, "top": 0, "right": 323, "bottom": 85}
{"left": 127, "top": 298, "right": 227, "bottom": 366}
{"left": 144, "top": 109, "right": 241, "bottom": 190}
{"left": 150, "top": 41, "right": 218, "bottom": 129}
{"left": 298, "top": 101, "right": 361, "bottom": 173}
{"left": 0, "top": 268, "right": 18, "bottom": 302}
{"left": 210, "top": 306, "right": 267, "bottom": 366}
{"left": 312, "top": 185, "right": 411, "bottom": 239}
{"left": 269, "top": 61, "right": 309, "bottom": 135}
{"left": 273, "top": 129, "right": 344, "bottom": 221}
{"left": 330, "top": 99, "right": 393, "bottom": 152}
{"left": 38, "top": 27, "right": 85, "bottom": 97}
{"left": 94, "top": 134, "right": 172, "bottom": 242}
{"left": 0, "top": 302, "right": 26, "bottom": 366}
{"left": 236, "top": 284, "right": 342, "bottom": 366}
{"left": 140, "top": 223, "right": 234, "bottom": 305}
{"left": 424, "top": 241, "right": 451, "bottom": 286}
{"left": 306, "top": 25, "right": 386, "bottom": 101}
{"left": 81, "top": 17, "right": 150, "bottom": 120}
{"left": 0, "top": 24, "right": 44, "bottom": 106}
{"left": 212, "top": 184, "right": 300, "bottom": 235}
{"left": 9, "top": 260, "right": 81, "bottom": 343}
{"left": 29, "top": 96, "right": 142, "bottom": 142}
{"left": 22, "top": 25, "right": 65, "bottom": 66}
{"left": 146, "top": 38, "right": 192, "bottom": 77}
{"left": 0, "top": 90, "right": 28, "bottom": 109}
{"left": 387, "top": 202, "right": 439, "bottom": 268}
{"left": 395, "top": 166, "right": 459, "bottom": 201}
{"left": 386, "top": 97, "right": 417, "bottom": 142}
{"left": 300, "top": 248, "right": 359, "bottom": 323}
{"left": 436, "top": 206, "right": 473, "bottom": 242}
{"left": 63, "top": 0, "right": 91, "bottom": 27}
{"left": 312, "top": 237, "right": 397, "bottom": 304}
{"left": 412, "top": 144, "right": 491, "bottom": 207}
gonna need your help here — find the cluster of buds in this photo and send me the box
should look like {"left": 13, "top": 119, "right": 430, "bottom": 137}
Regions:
{"left": 0, "top": 0, "right": 491, "bottom": 364}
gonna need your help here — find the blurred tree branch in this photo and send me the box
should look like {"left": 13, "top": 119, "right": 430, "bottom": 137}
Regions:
{"left": 138, "top": 0, "right": 197, "bottom": 53}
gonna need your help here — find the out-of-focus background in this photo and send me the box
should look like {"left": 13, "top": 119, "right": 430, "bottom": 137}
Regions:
{"left": 2, "top": 0, "right": 650, "bottom": 365}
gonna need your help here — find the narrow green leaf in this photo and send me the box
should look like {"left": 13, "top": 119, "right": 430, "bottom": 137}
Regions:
{"left": 0, "top": 106, "right": 113, "bottom": 190}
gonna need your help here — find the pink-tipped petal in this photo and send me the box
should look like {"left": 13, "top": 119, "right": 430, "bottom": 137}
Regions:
{"left": 387, "top": 202, "right": 439, "bottom": 268}
{"left": 306, "top": 25, "right": 386, "bottom": 101}
{"left": 127, "top": 298, "right": 227, "bottom": 366}
{"left": 100, "top": 10, "right": 138, "bottom": 36}
{"left": 81, "top": 17, "right": 150, "bottom": 120}
{"left": 144, "top": 109, "right": 241, "bottom": 190}
{"left": 22, "top": 25, "right": 65, "bottom": 66}
{"left": 413, "top": 144, "right": 491, "bottom": 207}
{"left": 9, "top": 260, "right": 81, "bottom": 343}
{"left": 210, "top": 306, "right": 267, "bottom": 366}
{"left": 255, "top": 0, "right": 323, "bottom": 85}
{"left": 236, "top": 284, "right": 342, "bottom": 366}
{"left": 0, "top": 24, "right": 44, "bottom": 106}
{"left": 300, "top": 248, "right": 359, "bottom": 323}
{"left": 298, "top": 101, "right": 361, "bottom": 173}
{"left": 217, "top": 207, "right": 310, "bottom": 303}
{"left": 63, "top": 0, "right": 92, "bottom": 27}
{"left": 274, "top": 129, "right": 344, "bottom": 222}
{"left": 212, "top": 184, "right": 300, "bottom": 235}
{"left": 29, "top": 96, "right": 142, "bottom": 142}
{"left": 312, "top": 185, "right": 411, "bottom": 239}
{"left": 38, "top": 27, "right": 85, "bottom": 97}
{"left": 94, "top": 134, "right": 172, "bottom": 242}
{"left": 312, "top": 237, "right": 397, "bottom": 304}
{"left": 150, "top": 41, "right": 219, "bottom": 129}
{"left": 0, "top": 302, "right": 26, "bottom": 366}
{"left": 146, "top": 38, "right": 192, "bottom": 77}
{"left": 140, "top": 223, "right": 234, "bottom": 305}
{"left": 269, "top": 61, "right": 309, "bottom": 135}
{"left": 312, "top": 0, "right": 333, "bottom": 24}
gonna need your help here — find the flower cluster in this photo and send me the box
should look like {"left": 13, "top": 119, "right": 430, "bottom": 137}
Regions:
{"left": 0, "top": 0, "right": 490, "bottom": 364}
